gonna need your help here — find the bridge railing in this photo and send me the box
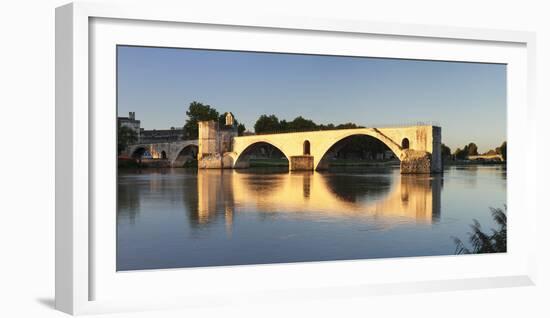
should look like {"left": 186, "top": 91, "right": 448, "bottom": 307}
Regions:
{"left": 249, "top": 121, "right": 441, "bottom": 136}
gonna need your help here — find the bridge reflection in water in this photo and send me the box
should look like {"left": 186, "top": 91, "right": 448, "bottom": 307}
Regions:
{"left": 117, "top": 165, "right": 507, "bottom": 270}
{"left": 192, "top": 169, "right": 442, "bottom": 230}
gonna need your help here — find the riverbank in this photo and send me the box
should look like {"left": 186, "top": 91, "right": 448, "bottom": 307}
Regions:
{"left": 118, "top": 157, "right": 198, "bottom": 169}
{"left": 249, "top": 159, "right": 289, "bottom": 167}
{"left": 444, "top": 159, "right": 506, "bottom": 166}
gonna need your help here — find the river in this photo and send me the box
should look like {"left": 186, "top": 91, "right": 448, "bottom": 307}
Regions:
{"left": 117, "top": 165, "right": 506, "bottom": 270}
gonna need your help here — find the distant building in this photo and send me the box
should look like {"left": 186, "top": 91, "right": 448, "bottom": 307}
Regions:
{"left": 119, "top": 111, "right": 240, "bottom": 144}
{"left": 118, "top": 112, "right": 141, "bottom": 142}
{"left": 140, "top": 127, "right": 185, "bottom": 143}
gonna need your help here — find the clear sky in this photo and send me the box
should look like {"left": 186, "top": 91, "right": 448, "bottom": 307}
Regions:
{"left": 117, "top": 45, "right": 506, "bottom": 152}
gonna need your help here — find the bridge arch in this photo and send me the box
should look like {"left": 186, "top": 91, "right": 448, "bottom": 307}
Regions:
{"left": 172, "top": 144, "right": 198, "bottom": 167}
{"left": 314, "top": 132, "right": 403, "bottom": 171}
{"left": 233, "top": 141, "right": 291, "bottom": 169}
{"left": 130, "top": 146, "right": 148, "bottom": 159}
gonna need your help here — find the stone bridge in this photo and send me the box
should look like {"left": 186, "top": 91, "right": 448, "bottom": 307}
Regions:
{"left": 198, "top": 121, "right": 442, "bottom": 174}
{"left": 127, "top": 140, "right": 198, "bottom": 167}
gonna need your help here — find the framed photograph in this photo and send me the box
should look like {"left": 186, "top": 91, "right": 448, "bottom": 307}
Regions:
{"left": 56, "top": 2, "right": 537, "bottom": 315}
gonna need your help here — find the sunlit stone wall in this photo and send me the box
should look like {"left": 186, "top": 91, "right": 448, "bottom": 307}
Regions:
{"left": 290, "top": 155, "right": 314, "bottom": 171}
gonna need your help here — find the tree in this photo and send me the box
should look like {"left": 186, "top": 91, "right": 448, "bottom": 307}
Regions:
{"left": 118, "top": 126, "right": 138, "bottom": 155}
{"left": 441, "top": 143, "right": 451, "bottom": 159}
{"left": 183, "top": 101, "right": 219, "bottom": 139}
{"left": 254, "top": 114, "right": 280, "bottom": 134}
{"left": 253, "top": 114, "right": 364, "bottom": 134}
{"left": 453, "top": 146, "right": 468, "bottom": 160}
{"left": 318, "top": 123, "right": 335, "bottom": 130}
{"left": 467, "top": 142, "right": 478, "bottom": 156}
{"left": 496, "top": 141, "right": 507, "bottom": 161}
{"left": 288, "top": 116, "right": 318, "bottom": 131}
{"left": 335, "top": 122, "right": 363, "bottom": 129}
{"left": 279, "top": 119, "right": 290, "bottom": 132}
{"left": 237, "top": 123, "right": 246, "bottom": 136}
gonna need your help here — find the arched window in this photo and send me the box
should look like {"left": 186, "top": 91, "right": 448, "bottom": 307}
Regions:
{"left": 161, "top": 151, "right": 167, "bottom": 159}
{"left": 401, "top": 138, "right": 410, "bottom": 149}
{"left": 303, "top": 140, "right": 311, "bottom": 155}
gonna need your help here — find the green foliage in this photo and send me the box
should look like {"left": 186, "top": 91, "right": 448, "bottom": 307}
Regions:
{"left": 118, "top": 126, "right": 138, "bottom": 155}
{"left": 453, "top": 206, "right": 507, "bottom": 254}
{"left": 452, "top": 142, "right": 478, "bottom": 159}
{"left": 253, "top": 114, "right": 364, "bottom": 134}
{"left": 441, "top": 143, "right": 451, "bottom": 158}
{"left": 254, "top": 114, "right": 281, "bottom": 134}
{"left": 287, "top": 116, "right": 317, "bottom": 131}
{"left": 450, "top": 141, "right": 506, "bottom": 161}
{"left": 183, "top": 101, "right": 220, "bottom": 139}
{"left": 496, "top": 141, "right": 507, "bottom": 161}
{"left": 467, "top": 142, "right": 478, "bottom": 156}
{"left": 335, "top": 122, "right": 363, "bottom": 129}
{"left": 237, "top": 123, "right": 246, "bottom": 136}
{"left": 318, "top": 123, "right": 335, "bottom": 130}
{"left": 218, "top": 113, "right": 226, "bottom": 127}
{"left": 453, "top": 146, "right": 468, "bottom": 160}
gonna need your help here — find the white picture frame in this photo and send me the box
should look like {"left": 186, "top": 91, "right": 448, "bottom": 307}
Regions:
{"left": 55, "top": 2, "right": 537, "bottom": 315}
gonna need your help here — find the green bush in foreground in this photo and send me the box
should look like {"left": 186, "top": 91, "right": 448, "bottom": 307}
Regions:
{"left": 453, "top": 206, "right": 507, "bottom": 254}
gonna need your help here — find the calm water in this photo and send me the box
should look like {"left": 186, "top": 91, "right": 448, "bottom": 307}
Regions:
{"left": 117, "top": 165, "right": 506, "bottom": 271}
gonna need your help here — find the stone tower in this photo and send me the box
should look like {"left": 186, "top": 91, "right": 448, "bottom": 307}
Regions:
{"left": 198, "top": 117, "right": 238, "bottom": 169}
{"left": 197, "top": 120, "right": 219, "bottom": 161}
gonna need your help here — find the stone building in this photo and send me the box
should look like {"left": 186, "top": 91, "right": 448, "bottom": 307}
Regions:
{"left": 139, "top": 127, "right": 185, "bottom": 144}
{"left": 117, "top": 112, "right": 141, "bottom": 142}
{"left": 118, "top": 112, "right": 187, "bottom": 144}
{"left": 197, "top": 115, "right": 239, "bottom": 168}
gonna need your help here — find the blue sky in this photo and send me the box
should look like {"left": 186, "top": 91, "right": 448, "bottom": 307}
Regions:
{"left": 117, "top": 46, "right": 506, "bottom": 152}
